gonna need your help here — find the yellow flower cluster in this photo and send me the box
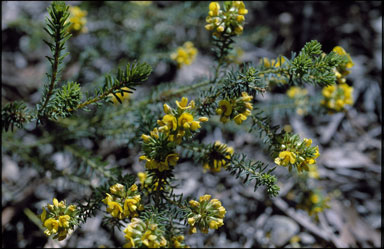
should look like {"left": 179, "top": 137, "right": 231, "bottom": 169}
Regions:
{"left": 321, "top": 83, "right": 353, "bottom": 112}
{"left": 187, "top": 194, "right": 226, "bottom": 234}
{"left": 140, "top": 97, "right": 208, "bottom": 171}
{"left": 274, "top": 137, "right": 320, "bottom": 173}
{"left": 67, "top": 6, "right": 87, "bottom": 34}
{"left": 297, "top": 189, "right": 330, "bottom": 217}
{"left": 108, "top": 87, "right": 131, "bottom": 104}
{"left": 40, "top": 198, "right": 78, "bottom": 241}
{"left": 205, "top": 1, "right": 248, "bottom": 37}
{"left": 203, "top": 141, "right": 234, "bottom": 173}
{"left": 123, "top": 218, "right": 167, "bottom": 248}
{"left": 170, "top": 235, "right": 189, "bottom": 248}
{"left": 170, "top": 41, "right": 198, "bottom": 68}
{"left": 216, "top": 92, "right": 253, "bottom": 125}
{"left": 286, "top": 86, "right": 309, "bottom": 116}
{"left": 332, "top": 46, "right": 354, "bottom": 83}
{"left": 102, "top": 183, "right": 142, "bottom": 219}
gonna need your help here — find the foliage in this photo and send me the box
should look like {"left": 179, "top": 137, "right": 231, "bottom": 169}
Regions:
{"left": 2, "top": 1, "right": 356, "bottom": 247}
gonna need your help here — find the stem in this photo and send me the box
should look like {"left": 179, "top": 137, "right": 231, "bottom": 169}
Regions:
{"left": 67, "top": 81, "right": 130, "bottom": 112}
{"left": 61, "top": 65, "right": 283, "bottom": 118}
{"left": 40, "top": 32, "right": 61, "bottom": 115}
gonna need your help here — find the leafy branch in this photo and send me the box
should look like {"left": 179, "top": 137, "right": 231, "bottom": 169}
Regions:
{"left": 37, "top": 1, "right": 71, "bottom": 121}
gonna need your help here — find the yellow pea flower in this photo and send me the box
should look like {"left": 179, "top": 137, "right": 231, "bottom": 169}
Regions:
{"left": 110, "top": 183, "right": 125, "bottom": 195}
{"left": 175, "top": 97, "right": 195, "bottom": 110}
{"left": 107, "top": 201, "right": 123, "bottom": 218}
{"left": 275, "top": 151, "right": 296, "bottom": 166}
{"left": 217, "top": 100, "right": 232, "bottom": 116}
{"left": 332, "top": 46, "right": 354, "bottom": 69}
{"left": 178, "top": 112, "right": 194, "bottom": 128}
{"left": 44, "top": 218, "right": 59, "bottom": 234}
{"left": 209, "top": 2, "right": 220, "bottom": 16}
{"left": 199, "top": 194, "right": 211, "bottom": 202}
{"left": 58, "top": 215, "right": 70, "bottom": 228}
{"left": 233, "top": 113, "right": 247, "bottom": 125}
{"left": 53, "top": 198, "right": 59, "bottom": 207}
{"left": 162, "top": 114, "right": 177, "bottom": 131}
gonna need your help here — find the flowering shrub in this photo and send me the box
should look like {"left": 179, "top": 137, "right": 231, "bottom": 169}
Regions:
{"left": 2, "top": 1, "right": 357, "bottom": 247}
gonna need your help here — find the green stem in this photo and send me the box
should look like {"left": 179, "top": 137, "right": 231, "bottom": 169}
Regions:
{"left": 40, "top": 31, "right": 61, "bottom": 115}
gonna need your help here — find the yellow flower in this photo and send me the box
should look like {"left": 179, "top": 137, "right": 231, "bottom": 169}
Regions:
{"left": 137, "top": 172, "right": 147, "bottom": 185}
{"left": 217, "top": 206, "right": 226, "bottom": 217}
{"left": 44, "top": 218, "right": 59, "bottom": 234}
{"left": 209, "top": 220, "right": 220, "bottom": 229}
{"left": 206, "top": 1, "right": 247, "bottom": 37}
{"left": 303, "top": 138, "right": 312, "bottom": 147}
{"left": 234, "top": 25, "right": 243, "bottom": 35}
{"left": 130, "top": 184, "right": 138, "bottom": 192}
{"left": 236, "top": 14, "right": 245, "bottom": 22}
{"left": 199, "top": 117, "right": 209, "bottom": 122}
{"left": 110, "top": 183, "right": 125, "bottom": 195}
{"left": 205, "top": 23, "right": 215, "bottom": 31}
{"left": 162, "top": 114, "right": 177, "bottom": 131}
{"left": 68, "top": 205, "right": 76, "bottom": 212}
{"left": 240, "top": 92, "right": 253, "bottom": 102}
{"left": 199, "top": 194, "right": 211, "bottom": 202}
{"left": 209, "top": 2, "right": 220, "bottom": 16}
{"left": 141, "top": 230, "right": 158, "bottom": 247}
{"left": 163, "top": 104, "right": 172, "bottom": 114}
{"left": 189, "top": 200, "right": 200, "bottom": 208}
{"left": 217, "top": 25, "right": 225, "bottom": 32}
{"left": 310, "top": 193, "right": 320, "bottom": 204}
{"left": 332, "top": 46, "right": 354, "bottom": 69}
{"left": 124, "top": 198, "right": 138, "bottom": 213}
{"left": 68, "top": 6, "right": 88, "bottom": 34}
{"left": 217, "top": 100, "right": 232, "bottom": 116}
{"left": 107, "top": 201, "right": 123, "bottom": 219}
{"left": 150, "top": 128, "right": 160, "bottom": 139}
{"left": 178, "top": 112, "right": 194, "bottom": 129}
{"left": 175, "top": 97, "right": 195, "bottom": 110}
{"left": 275, "top": 151, "right": 296, "bottom": 166}
{"left": 322, "top": 85, "right": 335, "bottom": 98}
{"left": 171, "top": 42, "right": 198, "bottom": 67}
{"left": 53, "top": 198, "right": 59, "bottom": 207}
{"left": 188, "top": 217, "right": 196, "bottom": 226}
{"left": 58, "top": 215, "right": 70, "bottom": 228}
{"left": 233, "top": 113, "right": 247, "bottom": 125}
{"left": 141, "top": 134, "right": 151, "bottom": 143}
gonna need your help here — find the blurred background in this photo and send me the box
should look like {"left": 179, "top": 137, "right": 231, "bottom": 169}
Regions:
{"left": 2, "top": 1, "right": 382, "bottom": 248}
